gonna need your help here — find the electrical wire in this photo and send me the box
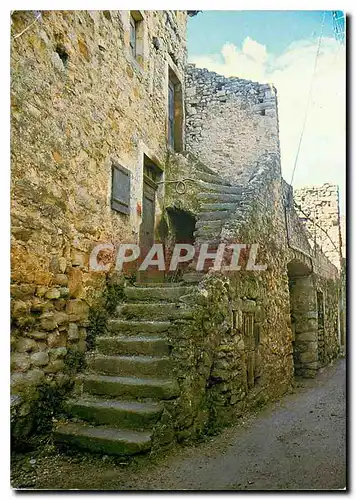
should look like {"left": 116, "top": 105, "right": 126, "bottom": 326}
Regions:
{"left": 12, "top": 11, "right": 41, "bottom": 40}
{"left": 290, "top": 11, "right": 326, "bottom": 186}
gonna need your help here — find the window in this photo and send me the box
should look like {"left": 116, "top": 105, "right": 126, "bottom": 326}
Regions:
{"left": 129, "top": 11, "right": 144, "bottom": 64}
{"left": 129, "top": 15, "right": 137, "bottom": 57}
{"left": 111, "top": 162, "right": 131, "bottom": 214}
{"left": 168, "top": 68, "right": 183, "bottom": 151}
{"left": 168, "top": 80, "right": 175, "bottom": 148}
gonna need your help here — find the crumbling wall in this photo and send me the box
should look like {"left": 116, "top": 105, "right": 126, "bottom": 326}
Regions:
{"left": 185, "top": 64, "right": 280, "bottom": 186}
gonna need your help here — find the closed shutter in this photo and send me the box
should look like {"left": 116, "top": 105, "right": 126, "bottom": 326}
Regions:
{"left": 168, "top": 80, "right": 175, "bottom": 147}
{"left": 111, "top": 162, "right": 131, "bottom": 215}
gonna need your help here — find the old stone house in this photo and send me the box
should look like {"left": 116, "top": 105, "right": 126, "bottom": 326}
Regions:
{"left": 11, "top": 10, "right": 345, "bottom": 456}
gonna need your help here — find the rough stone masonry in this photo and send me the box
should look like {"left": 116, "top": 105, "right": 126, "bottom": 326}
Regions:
{"left": 10, "top": 10, "right": 345, "bottom": 456}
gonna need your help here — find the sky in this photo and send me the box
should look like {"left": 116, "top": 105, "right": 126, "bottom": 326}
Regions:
{"left": 187, "top": 11, "right": 346, "bottom": 214}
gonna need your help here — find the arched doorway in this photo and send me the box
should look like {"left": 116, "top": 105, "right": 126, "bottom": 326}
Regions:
{"left": 287, "top": 259, "right": 319, "bottom": 378}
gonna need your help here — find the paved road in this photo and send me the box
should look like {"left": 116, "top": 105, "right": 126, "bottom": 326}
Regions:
{"left": 124, "top": 358, "right": 347, "bottom": 491}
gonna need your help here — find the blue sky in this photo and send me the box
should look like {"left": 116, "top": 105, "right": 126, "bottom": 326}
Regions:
{"left": 187, "top": 11, "right": 346, "bottom": 214}
{"left": 188, "top": 11, "right": 343, "bottom": 57}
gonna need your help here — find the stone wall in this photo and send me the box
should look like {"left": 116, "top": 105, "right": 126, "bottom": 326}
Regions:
{"left": 294, "top": 184, "right": 342, "bottom": 270}
{"left": 11, "top": 9, "right": 188, "bottom": 392}
{"left": 185, "top": 64, "right": 280, "bottom": 186}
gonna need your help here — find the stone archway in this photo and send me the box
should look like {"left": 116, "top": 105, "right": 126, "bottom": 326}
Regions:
{"left": 287, "top": 259, "right": 319, "bottom": 378}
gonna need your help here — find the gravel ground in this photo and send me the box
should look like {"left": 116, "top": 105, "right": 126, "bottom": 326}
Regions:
{"left": 11, "top": 358, "right": 346, "bottom": 491}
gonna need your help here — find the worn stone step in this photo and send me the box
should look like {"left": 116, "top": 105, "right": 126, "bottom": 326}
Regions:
{"left": 200, "top": 202, "right": 238, "bottom": 212}
{"left": 195, "top": 170, "right": 231, "bottom": 186}
{"left": 198, "top": 192, "right": 242, "bottom": 203}
{"left": 194, "top": 227, "right": 222, "bottom": 239}
{"left": 96, "top": 336, "right": 170, "bottom": 356}
{"left": 131, "top": 282, "right": 185, "bottom": 287}
{"left": 197, "top": 210, "right": 230, "bottom": 221}
{"left": 87, "top": 354, "right": 172, "bottom": 378}
{"left": 195, "top": 219, "right": 224, "bottom": 230}
{"left": 107, "top": 320, "right": 172, "bottom": 336}
{"left": 195, "top": 238, "right": 221, "bottom": 246}
{"left": 54, "top": 422, "right": 151, "bottom": 456}
{"left": 116, "top": 303, "right": 193, "bottom": 321}
{"left": 65, "top": 398, "right": 163, "bottom": 429}
{"left": 79, "top": 374, "right": 180, "bottom": 400}
{"left": 182, "top": 272, "right": 205, "bottom": 283}
{"left": 124, "top": 286, "right": 191, "bottom": 302}
{"left": 196, "top": 180, "right": 242, "bottom": 195}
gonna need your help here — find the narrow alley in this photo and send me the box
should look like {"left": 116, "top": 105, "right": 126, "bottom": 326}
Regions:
{"left": 13, "top": 358, "right": 346, "bottom": 490}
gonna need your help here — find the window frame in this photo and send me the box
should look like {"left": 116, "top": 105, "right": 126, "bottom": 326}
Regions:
{"left": 129, "top": 14, "right": 137, "bottom": 57}
{"left": 129, "top": 11, "right": 144, "bottom": 65}
{"left": 167, "top": 67, "right": 183, "bottom": 152}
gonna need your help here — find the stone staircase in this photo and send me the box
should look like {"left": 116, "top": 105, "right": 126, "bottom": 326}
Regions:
{"left": 54, "top": 283, "right": 192, "bottom": 456}
{"left": 183, "top": 164, "right": 243, "bottom": 283}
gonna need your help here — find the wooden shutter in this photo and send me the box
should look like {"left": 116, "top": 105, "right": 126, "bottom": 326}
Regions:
{"left": 168, "top": 80, "right": 175, "bottom": 147}
{"left": 111, "top": 162, "right": 130, "bottom": 215}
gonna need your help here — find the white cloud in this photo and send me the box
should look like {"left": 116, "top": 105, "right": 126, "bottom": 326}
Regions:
{"left": 189, "top": 36, "right": 346, "bottom": 213}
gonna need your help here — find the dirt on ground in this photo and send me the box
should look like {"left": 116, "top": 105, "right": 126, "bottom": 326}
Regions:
{"left": 11, "top": 358, "right": 346, "bottom": 491}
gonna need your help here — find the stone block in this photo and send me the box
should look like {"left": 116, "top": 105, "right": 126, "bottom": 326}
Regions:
{"left": 299, "top": 350, "right": 318, "bottom": 364}
{"left": 53, "top": 311, "right": 69, "bottom": 325}
{"left": 50, "top": 347, "right": 67, "bottom": 359}
{"left": 47, "top": 330, "right": 66, "bottom": 348}
{"left": 12, "top": 300, "right": 30, "bottom": 319}
{"left": 17, "top": 337, "right": 37, "bottom": 353}
{"left": 66, "top": 300, "right": 89, "bottom": 321}
{"left": 40, "top": 313, "right": 58, "bottom": 331}
{"left": 11, "top": 353, "right": 30, "bottom": 372}
{"left": 31, "top": 351, "right": 49, "bottom": 367}
{"left": 54, "top": 274, "right": 68, "bottom": 286}
{"left": 27, "top": 330, "right": 47, "bottom": 340}
{"left": 45, "top": 288, "right": 61, "bottom": 300}
{"left": 68, "top": 323, "right": 79, "bottom": 340}
{"left": 43, "top": 359, "right": 65, "bottom": 373}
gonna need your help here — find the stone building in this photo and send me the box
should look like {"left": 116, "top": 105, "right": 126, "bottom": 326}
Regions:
{"left": 11, "top": 10, "right": 344, "bottom": 456}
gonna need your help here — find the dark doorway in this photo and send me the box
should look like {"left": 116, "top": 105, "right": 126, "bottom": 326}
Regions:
{"left": 166, "top": 207, "right": 196, "bottom": 245}
{"left": 165, "top": 207, "right": 196, "bottom": 280}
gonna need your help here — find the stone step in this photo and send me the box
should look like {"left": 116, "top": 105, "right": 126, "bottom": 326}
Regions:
{"left": 197, "top": 210, "right": 230, "bottom": 221}
{"left": 65, "top": 398, "right": 163, "bottom": 429}
{"left": 116, "top": 303, "right": 194, "bottom": 321}
{"left": 124, "top": 286, "right": 191, "bottom": 302}
{"left": 195, "top": 170, "right": 231, "bottom": 186}
{"left": 194, "top": 227, "right": 222, "bottom": 239}
{"left": 131, "top": 282, "right": 185, "bottom": 287}
{"left": 182, "top": 272, "right": 205, "bottom": 283}
{"left": 195, "top": 220, "right": 224, "bottom": 230}
{"left": 54, "top": 422, "right": 151, "bottom": 456}
{"left": 87, "top": 354, "right": 172, "bottom": 378}
{"left": 200, "top": 202, "right": 238, "bottom": 212}
{"left": 79, "top": 374, "right": 180, "bottom": 400}
{"left": 195, "top": 238, "right": 221, "bottom": 246}
{"left": 96, "top": 336, "right": 170, "bottom": 356}
{"left": 198, "top": 192, "right": 242, "bottom": 203}
{"left": 107, "top": 320, "right": 172, "bottom": 336}
{"left": 196, "top": 180, "right": 242, "bottom": 195}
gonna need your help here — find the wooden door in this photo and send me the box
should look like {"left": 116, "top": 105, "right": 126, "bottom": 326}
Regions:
{"left": 138, "top": 177, "right": 161, "bottom": 282}
{"left": 140, "top": 179, "right": 156, "bottom": 252}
